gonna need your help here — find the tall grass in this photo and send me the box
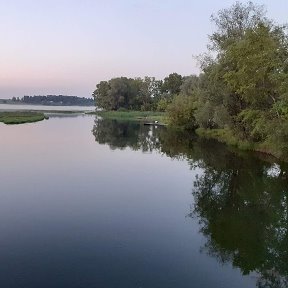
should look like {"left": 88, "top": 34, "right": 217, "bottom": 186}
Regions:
{"left": 95, "top": 110, "right": 167, "bottom": 123}
{"left": 0, "top": 112, "right": 47, "bottom": 124}
{"left": 196, "top": 128, "right": 254, "bottom": 150}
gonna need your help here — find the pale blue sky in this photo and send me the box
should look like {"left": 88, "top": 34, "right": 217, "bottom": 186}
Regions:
{"left": 0, "top": 0, "right": 287, "bottom": 98}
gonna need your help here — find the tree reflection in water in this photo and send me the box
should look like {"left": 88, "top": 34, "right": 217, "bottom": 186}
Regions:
{"left": 92, "top": 117, "right": 161, "bottom": 152}
{"left": 192, "top": 149, "right": 288, "bottom": 288}
{"left": 92, "top": 117, "right": 288, "bottom": 288}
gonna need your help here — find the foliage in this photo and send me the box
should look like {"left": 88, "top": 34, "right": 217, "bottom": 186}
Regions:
{"left": 164, "top": 1, "right": 288, "bottom": 160}
{"left": 21, "top": 95, "right": 94, "bottom": 106}
{"left": 91, "top": 2, "right": 288, "bottom": 160}
{"left": 209, "top": 1, "right": 268, "bottom": 51}
{"left": 167, "top": 94, "right": 197, "bottom": 129}
{"left": 161, "top": 72, "right": 183, "bottom": 95}
{"left": 95, "top": 110, "right": 166, "bottom": 123}
{"left": 156, "top": 98, "right": 170, "bottom": 112}
{"left": 93, "top": 76, "right": 164, "bottom": 111}
{"left": 204, "top": 3, "right": 288, "bottom": 158}
{"left": 92, "top": 73, "right": 185, "bottom": 112}
{"left": 196, "top": 127, "right": 252, "bottom": 150}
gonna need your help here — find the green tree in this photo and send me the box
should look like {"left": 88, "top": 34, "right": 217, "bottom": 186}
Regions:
{"left": 92, "top": 81, "right": 111, "bottom": 110}
{"left": 162, "top": 72, "right": 183, "bottom": 96}
{"left": 209, "top": 1, "right": 268, "bottom": 51}
{"left": 93, "top": 77, "right": 164, "bottom": 111}
{"left": 195, "top": 2, "right": 288, "bottom": 159}
{"left": 167, "top": 94, "right": 198, "bottom": 129}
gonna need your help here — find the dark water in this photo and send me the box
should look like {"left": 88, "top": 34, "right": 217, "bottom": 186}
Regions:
{"left": 0, "top": 116, "right": 287, "bottom": 288}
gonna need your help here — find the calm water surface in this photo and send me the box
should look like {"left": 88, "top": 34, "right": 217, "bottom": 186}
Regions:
{"left": 0, "top": 116, "right": 287, "bottom": 288}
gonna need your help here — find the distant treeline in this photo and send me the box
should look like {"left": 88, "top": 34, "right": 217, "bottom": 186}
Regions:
{"left": 92, "top": 73, "right": 183, "bottom": 111}
{"left": 13, "top": 95, "right": 94, "bottom": 106}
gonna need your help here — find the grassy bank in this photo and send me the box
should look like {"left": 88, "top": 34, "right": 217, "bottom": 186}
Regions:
{"left": 196, "top": 128, "right": 253, "bottom": 150}
{"left": 0, "top": 112, "right": 47, "bottom": 124}
{"left": 196, "top": 127, "right": 288, "bottom": 161}
{"left": 93, "top": 110, "right": 167, "bottom": 124}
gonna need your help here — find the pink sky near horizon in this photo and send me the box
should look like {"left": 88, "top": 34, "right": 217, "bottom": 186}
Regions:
{"left": 0, "top": 0, "right": 287, "bottom": 98}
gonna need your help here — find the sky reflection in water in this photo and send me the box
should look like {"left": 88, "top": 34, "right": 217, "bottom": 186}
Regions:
{"left": 0, "top": 116, "right": 287, "bottom": 288}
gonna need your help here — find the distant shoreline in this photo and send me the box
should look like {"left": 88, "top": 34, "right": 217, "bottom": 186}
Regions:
{"left": 0, "top": 99, "right": 94, "bottom": 107}
{"left": 0, "top": 95, "right": 94, "bottom": 107}
{"left": 0, "top": 102, "right": 95, "bottom": 113}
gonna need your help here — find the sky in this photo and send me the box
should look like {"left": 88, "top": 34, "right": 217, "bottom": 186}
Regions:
{"left": 0, "top": 0, "right": 287, "bottom": 98}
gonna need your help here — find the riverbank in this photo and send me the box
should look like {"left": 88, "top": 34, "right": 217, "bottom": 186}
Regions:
{"left": 0, "top": 111, "right": 48, "bottom": 124}
{"left": 92, "top": 110, "right": 167, "bottom": 124}
{"left": 92, "top": 110, "right": 286, "bottom": 161}
{"left": 196, "top": 127, "right": 287, "bottom": 162}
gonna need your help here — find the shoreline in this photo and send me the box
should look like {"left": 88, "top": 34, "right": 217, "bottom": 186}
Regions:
{"left": 196, "top": 127, "right": 288, "bottom": 163}
{"left": 2, "top": 107, "right": 286, "bottom": 162}
{"left": 92, "top": 110, "right": 167, "bottom": 124}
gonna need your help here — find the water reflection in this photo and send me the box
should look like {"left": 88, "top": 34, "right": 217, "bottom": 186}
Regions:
{"left": 93, "top": 118, "right": 288, "bottom": 288}
{"left": 92, "top": 118, "right": 161, "bottom": 151}
{"left": 191, "top": 149, "right": 288, "bottom": 288}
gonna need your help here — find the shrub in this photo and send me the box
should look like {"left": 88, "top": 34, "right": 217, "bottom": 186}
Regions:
{"left": 167, "top": 94, "right": 197, "bottom": 129}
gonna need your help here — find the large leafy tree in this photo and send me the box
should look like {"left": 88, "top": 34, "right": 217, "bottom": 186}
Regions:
{"left": 209, "top": 1, "right": 268, "bottom": 51}
{"left": 93, "top": 76, "right": 164, "bottom": 111}
{"left": 161, "top": 72, "right": 183, "bottom": 96}
{"left": 192, "top": 2, "right": 288, "bottom": 157}
{"left": 92, "top": 81, "right": 111, "bottom": 110}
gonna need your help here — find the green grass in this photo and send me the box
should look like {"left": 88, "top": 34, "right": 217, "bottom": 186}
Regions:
{"left": 196, "top": 127, "right": 288, "bottom": 162}
{"left": 0, "top": 112, "right": 47, "bottom": 124}
{"left": 196, "top": 128, "right": 254, "bottom": 150}
{"left": 94, "top": 110, "right": 168, "bottom": 124}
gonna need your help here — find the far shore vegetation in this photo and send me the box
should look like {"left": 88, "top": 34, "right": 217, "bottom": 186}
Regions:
{"left": 0, "top": 112, "right": 47, "bottom": 125}
{"left": 93, "top": 110, "right": 167, "bottom": 124}
{"left": 92, "top": 2, "right": 288, "bottom": 161}
{"left": 0, "top": 95, "right": 94, "bottom": 106}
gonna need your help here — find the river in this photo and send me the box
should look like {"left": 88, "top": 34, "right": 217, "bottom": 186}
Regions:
{"left": 0, "top": 115, "right": 287, "bottom": 288}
